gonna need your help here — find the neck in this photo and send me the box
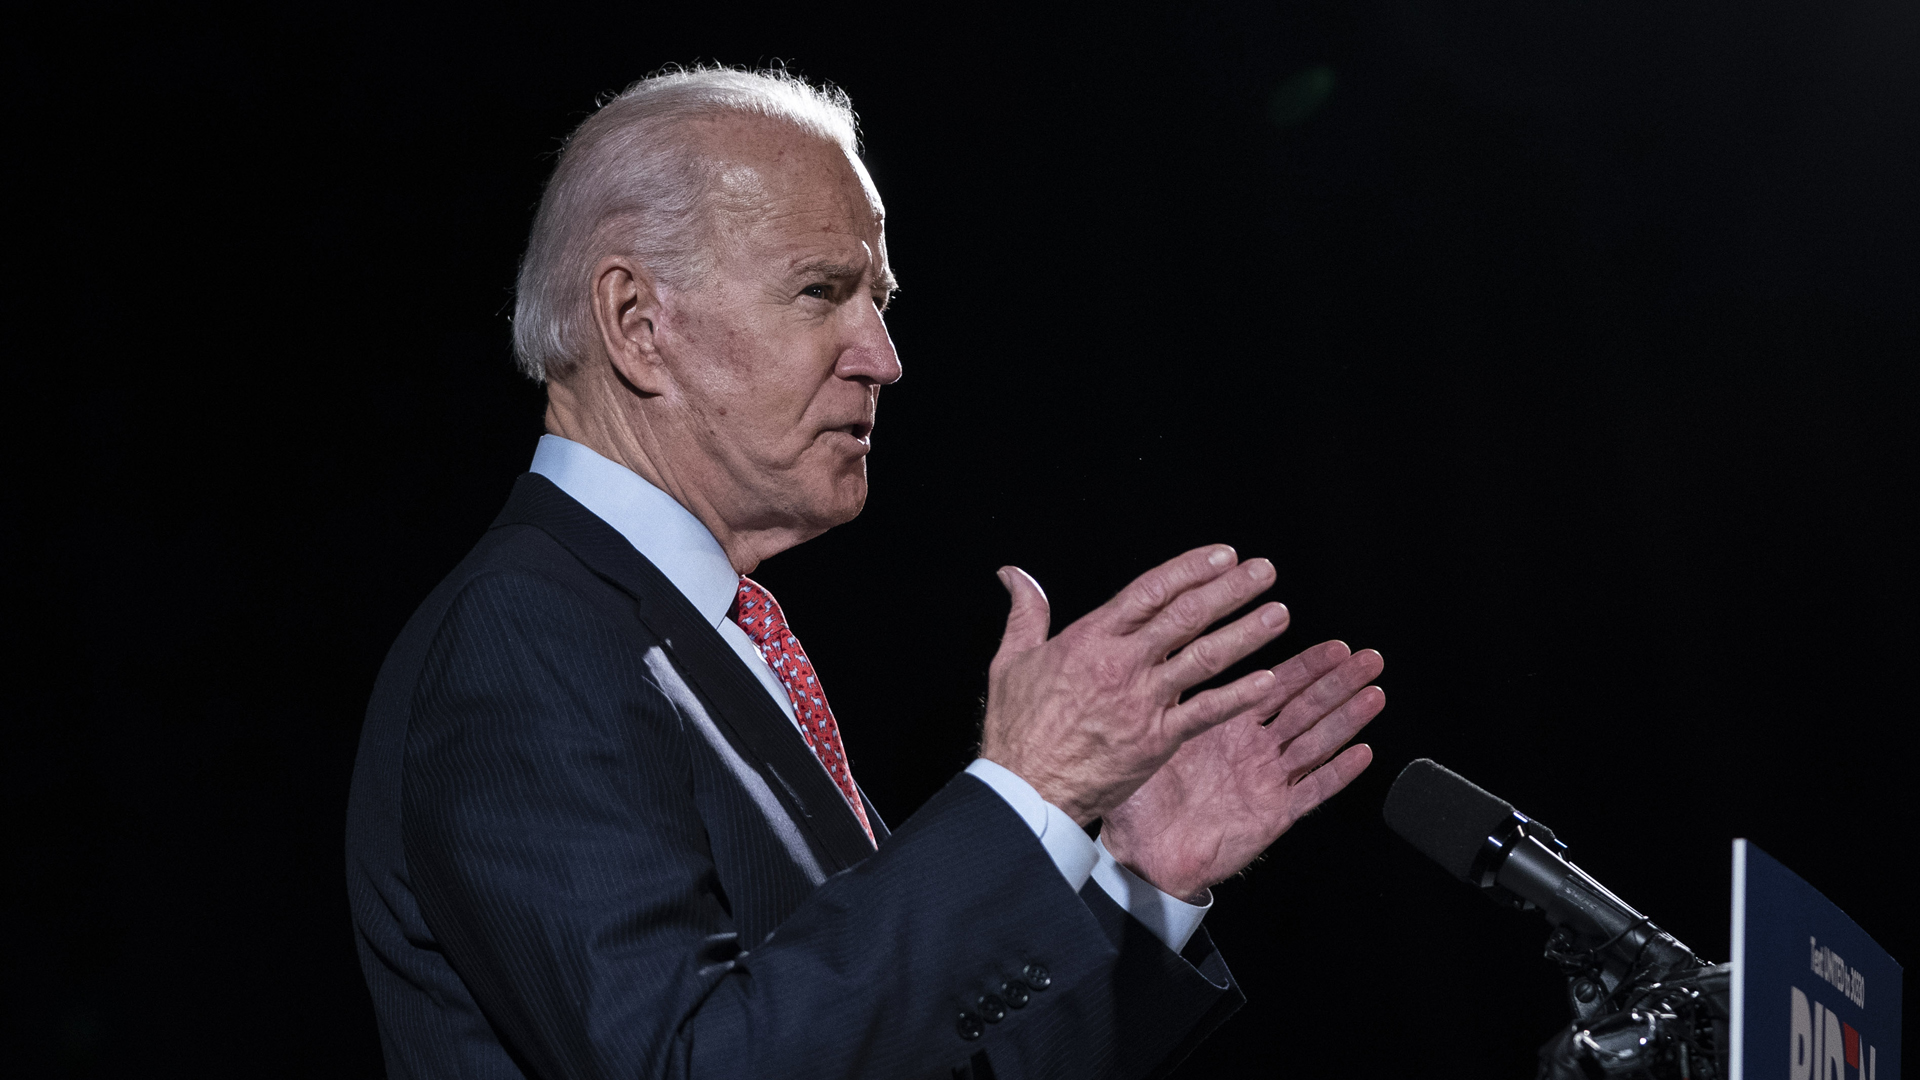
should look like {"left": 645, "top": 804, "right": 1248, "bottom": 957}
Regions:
{"left": 542, "top": 377, "right": 806, "bottom": 575}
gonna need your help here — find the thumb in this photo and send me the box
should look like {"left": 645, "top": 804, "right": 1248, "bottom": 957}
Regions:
{"left": 992, "top": 566, "right": 1051, "bottom": 662}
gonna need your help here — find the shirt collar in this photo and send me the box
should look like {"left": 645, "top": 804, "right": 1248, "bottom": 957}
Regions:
{"left": 528, "top": 434, "right": 739, "bottom": 627}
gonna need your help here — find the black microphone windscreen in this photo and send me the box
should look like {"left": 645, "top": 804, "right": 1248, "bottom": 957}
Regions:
{"left": 1383, "top": 758, "right": 1517, "bottom": 884}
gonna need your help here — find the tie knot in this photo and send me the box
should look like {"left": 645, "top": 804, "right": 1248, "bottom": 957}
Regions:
{"left": 731, "top": 576, "right": 786, "bottom": 646}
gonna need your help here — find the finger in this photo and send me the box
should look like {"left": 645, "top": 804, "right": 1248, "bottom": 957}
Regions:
{"left": 1163, "top": 664, "right": 1279, "bottom": 741}
{"left": 1208, "top": 639, "right": 1352, "bottom": 729}
{"left": 1264, "top": 640, "right": 1352, "bottom": 707}
{"left": 1135, "top": 555, "right": 1277, "bottom": 659}
{"left": 1267, "top": 649, "right": 1384, "bottom": 743}
{"left": 1151, "top": 597, "right": 1288, "bottom": 698}
{"left": 1282, "top": 743, "right": 1375, "bottom": 818}
{"left": 1198, "top": 638, "right": 1348, "bottom": 741}
{"left": 1195, "top": 640, "right": 1353, "bottom": 751}
{"left": 989, "top": 567, "right": 1051, "bottom": 670}
{"left": 1090, "top": 544, "right": 1239, "bottom": 633}
{"left": 1279, "top": 684, "right": 1385, "bottom": 775}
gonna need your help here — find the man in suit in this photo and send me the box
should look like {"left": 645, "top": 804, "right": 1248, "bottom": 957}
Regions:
{"left": 347, "top": 68, "right": 1386, "bottom": 1079}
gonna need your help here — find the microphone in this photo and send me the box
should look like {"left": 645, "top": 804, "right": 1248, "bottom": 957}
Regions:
{"left": 1382, "top": 758, "right": 1701, "bottom": 993}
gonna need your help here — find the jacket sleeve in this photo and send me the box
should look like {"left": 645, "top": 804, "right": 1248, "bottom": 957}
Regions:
{"left": 401, "top": 568, "right": 1238, "bottom": 1080}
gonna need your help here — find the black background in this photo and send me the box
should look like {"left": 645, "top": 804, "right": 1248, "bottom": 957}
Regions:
{"left": 9, "top": 2, "right": 1915, "bottom": 1076}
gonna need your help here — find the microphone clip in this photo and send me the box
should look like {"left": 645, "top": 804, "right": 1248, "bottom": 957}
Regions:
{"left": 1469, "top": 810, "right": 1568, "bottom": 911}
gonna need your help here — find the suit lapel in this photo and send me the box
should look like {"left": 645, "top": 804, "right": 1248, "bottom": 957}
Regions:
{"left": 860, "top": 788, "right": 891, "bottom": 844}
{"left": 490, "top": 473, "right": 880, "bottom": 873}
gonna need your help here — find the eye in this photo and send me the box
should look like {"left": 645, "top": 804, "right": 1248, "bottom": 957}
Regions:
{"left": 801, "top": 283, "right": 831, "bottom": 300}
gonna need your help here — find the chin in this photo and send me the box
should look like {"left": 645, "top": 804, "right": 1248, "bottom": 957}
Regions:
{"left": 778, "top": 458, "right": 869, "bottom": 541}
{"left": 826, "top": 478, "right": 869, "bottom": 526}
{"left": 808, "top": 470, "right": 869, "bottom": 531}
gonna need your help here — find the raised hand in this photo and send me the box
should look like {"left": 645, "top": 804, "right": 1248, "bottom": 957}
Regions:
{"left": 1098, "top": 638, "right": 1385, "bottom": 902}
{"left": 979, "top": 545, "right": 1292, "bottom": 826}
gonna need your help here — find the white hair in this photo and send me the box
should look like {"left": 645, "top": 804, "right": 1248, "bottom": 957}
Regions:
{"left": 511, "top": 66, "right": 860, "bottom": 383}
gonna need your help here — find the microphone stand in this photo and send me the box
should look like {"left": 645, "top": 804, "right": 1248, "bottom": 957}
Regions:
{"left": 1467, "top": 814, "right": 1732, "bottom": 1079}
{"left": 1534, "top": 962, "right": 1731, "bottom": 1080}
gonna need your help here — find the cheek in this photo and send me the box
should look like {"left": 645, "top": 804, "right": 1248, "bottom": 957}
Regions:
{"left": 668, "top": 301, "right": 837, "bottom": 458}
{"left": 679, "top": 347, "right": 795, "bottom": 440}
{"left": 728, "top": 373, "right": 837, "bottom": 459}
{"left": 693, "top": 383, "right": 829, "bottom": 482}
{"left": 729, "top": 386, "right": 823, "bottom": 463}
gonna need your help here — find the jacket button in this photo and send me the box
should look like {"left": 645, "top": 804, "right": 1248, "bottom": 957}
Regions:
{"left": 1001, "top": 980, "right": 1031, "bottom": 1009}
{"left": 977, "top": 994, "right": 1007, "bottom": 1023}
{"left": 957, "top": 1011, "right": 985, "bottom": 1041}
{"left": 1022, "top": 962, "right": 1051, "bottom": 990}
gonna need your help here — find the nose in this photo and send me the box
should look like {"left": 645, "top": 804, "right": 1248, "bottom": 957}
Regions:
{"left": 835, "top": 300, "right": 903, "bottom": 387}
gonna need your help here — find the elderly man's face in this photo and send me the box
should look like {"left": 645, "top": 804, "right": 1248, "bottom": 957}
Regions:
{"left": 652, "top": 117, "right": 901, "bottom": 545}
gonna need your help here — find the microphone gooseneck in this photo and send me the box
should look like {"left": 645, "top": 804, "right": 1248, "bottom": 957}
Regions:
{"left": 1383, "top": 759, "right": 1701, "bottom": 989}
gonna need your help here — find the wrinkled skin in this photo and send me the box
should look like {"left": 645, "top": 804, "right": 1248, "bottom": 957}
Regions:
{"left": 981, "top": 547, "right": 1384, "bottom": 901}
{"left": 980, "top": 546, "right": 1292, "bottom": 825}
{"left": 1101, "top": 639, "right": 1384, "bottom": 901}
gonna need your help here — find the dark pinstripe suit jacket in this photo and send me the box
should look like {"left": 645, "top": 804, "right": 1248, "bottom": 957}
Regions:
{"left": 346, "top": 474, "right": 1241, "bottom": 1079}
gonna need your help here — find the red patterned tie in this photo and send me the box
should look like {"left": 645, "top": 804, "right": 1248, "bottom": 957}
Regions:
{"left": 730, "top": 576, "right": 876, "bottom": 846}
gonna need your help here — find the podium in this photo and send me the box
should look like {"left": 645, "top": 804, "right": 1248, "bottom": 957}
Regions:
{"left": 1732, "top": 840, "right": 1902, "bottom": 1080}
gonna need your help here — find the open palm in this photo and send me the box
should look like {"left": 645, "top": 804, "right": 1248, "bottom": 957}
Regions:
{"left": 1099, "top": 639, "right": 1385, "bottom": 902}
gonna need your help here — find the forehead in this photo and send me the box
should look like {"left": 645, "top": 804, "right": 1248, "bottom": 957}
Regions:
{"left": 692, "top": 115, "right": 886, "bottom": 268}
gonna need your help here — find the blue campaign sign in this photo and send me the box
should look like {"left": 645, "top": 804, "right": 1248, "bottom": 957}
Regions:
{"left": 1733, "top": 840, "right": 1903, "bottom": 1080}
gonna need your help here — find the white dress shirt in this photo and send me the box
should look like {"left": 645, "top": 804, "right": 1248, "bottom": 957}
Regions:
{"left": 529, "top": 434, "right": 1209, "bottom": 952}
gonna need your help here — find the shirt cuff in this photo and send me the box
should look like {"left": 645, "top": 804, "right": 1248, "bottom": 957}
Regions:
{"left": 962, "top": 759, "right": 1213, "bottom": 956}
{"left": 1090, "top": 836, "right": 1212, "bottom": 955}
{"left": 964, "top": 758, "right": 1098, "bottom": 893}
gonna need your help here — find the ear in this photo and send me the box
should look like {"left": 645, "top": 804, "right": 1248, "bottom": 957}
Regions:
{"left": 588, "top": 254, "right": 669, "bottom": 394}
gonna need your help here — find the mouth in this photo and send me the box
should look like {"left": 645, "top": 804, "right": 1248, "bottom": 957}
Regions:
{"left": 833, "top": 420, "right": 874, "bottom": 445}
